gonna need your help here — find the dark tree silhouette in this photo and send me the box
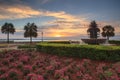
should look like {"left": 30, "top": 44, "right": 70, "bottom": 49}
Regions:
{"left": 1, "top": 22, "right": 15, "bottom": 43}
{"left": 87, "top": 21, "right": 100, "bottom": 39}
{"left": 24, "top": 23, "right": 38, "bottom": 43}
{"left": 102, "top": 25, "right": 115, "bottom": 41}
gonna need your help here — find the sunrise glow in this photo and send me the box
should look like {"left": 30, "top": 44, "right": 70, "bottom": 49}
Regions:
{"left": 0, "top": 0, "right": 119, "bottom": 40}
{"left": 54, "top": 34, "right": 62, "bottom": 37}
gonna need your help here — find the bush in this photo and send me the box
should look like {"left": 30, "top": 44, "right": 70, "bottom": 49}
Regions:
{"left": 18, "top": 45, "right": 35, "bottom": 49}
{"left": 18, "top": 45, "right": 36, "bottom": 51}
{"left": 36, "top": 43, "right": 120, "bottom": 62}
{"left": 39, "top": 41, "right": 70, "bottom": 44}
{"left": 109, "top": 40, "right": 120, "bottom": 45}
{"left": 47, "top": 41, "right": 70, "bottom": 44}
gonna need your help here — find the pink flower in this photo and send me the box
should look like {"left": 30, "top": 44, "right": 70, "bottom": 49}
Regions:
{"left": 62, "top": 76, "right": 69, "bottom": 80}
{"left": 82, "top": 59, "right": 91, "bottom": 63}
{"left": 76, "top": 71, "right": 83, "bottom": 77}
{"left": 20, "top": 56, "right": 29, "bottom": 63}
{"left": 55, "top": 69, "right": 65, "bottom": 78}
{"left": 46, "top": 65, "right": 54, "bottom": 70}
{"left": 0, "top": 67, "right": 8, "bottom": 75}
{"left": 112, "top": 62, "right": 120, "bottom": 73}
{"left": 83, "top": 74, "right": 92, "bottom": 80}
{"left": 24, "top": 65, "right": 32, "bottom": 70}
{"left": 37, "top": 75, "right": 44, "bottom": 80}
{"left": 96, "top": 63, "right": 106, "bottom": 73}
{"left": 0, "top": 73, "right": 8, "bottom": 79}
{"left": 27, "top": 73, "right": 44, "bottom": 80}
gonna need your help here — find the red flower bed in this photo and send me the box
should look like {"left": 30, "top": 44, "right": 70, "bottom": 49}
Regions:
{"left": 0, "top": 50, "right": 120, "bottom": 80}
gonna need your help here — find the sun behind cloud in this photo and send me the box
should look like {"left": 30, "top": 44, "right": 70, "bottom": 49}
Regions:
{"left": 55, "top": 34, "right": 62, "bottom": 37}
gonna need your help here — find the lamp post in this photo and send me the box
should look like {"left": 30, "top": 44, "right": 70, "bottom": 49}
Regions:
{"left": 41, "top": 32, "right": 43, "bottom": 42}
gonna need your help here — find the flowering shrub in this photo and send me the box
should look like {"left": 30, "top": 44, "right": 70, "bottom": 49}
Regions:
{"left": 0, "top": 50, "right": 120, "bottom": 80}
{"left": 26, "top": 73, "right": 44, "bottom": 80}
{"left": 8, "top": 69, "right": 21, "bottom": 80}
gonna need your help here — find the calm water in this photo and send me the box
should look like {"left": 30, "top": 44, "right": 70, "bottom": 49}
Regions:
{"left": 0, "top": 36, "right": 120, "bottom": 43}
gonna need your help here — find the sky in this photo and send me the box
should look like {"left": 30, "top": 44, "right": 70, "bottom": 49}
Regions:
{"left": 0, "top": 0, "right": 120, "bottom": 40}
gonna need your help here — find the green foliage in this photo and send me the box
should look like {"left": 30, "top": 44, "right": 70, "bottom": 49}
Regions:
{"left": 0, "top": 77, "right": 7, "bottom": 80}
{"left": 18, "top": 45, "right": 36, "bottom": 51}
{"left": 9, "top": 71, "right": 17, "bottom": 78}
{"left": 36, "top": 43, "right": 120, "bottom": 62}
{"left": 18, "top": 45, "right": 36, "bottom": 49}
{"left": 1, "top": 22, "right": 15, "bottom": 43}
{"left": 109, "top": 40, "right": 120, "bottom": 45}
{"left": 24, "top": 23, "right": 38, "bottom": 43}
{"left": 1, "top": 23, "right": 15, "bottom": 34}
{"left": 87, "top": 21, "right": 100, "bottom": 39}
{"left": 23, "top": 69, "right": 30, "bottom": 76}
{"left": 104, "top": 71, "right": 113, "bottom": 77}
{"left": 0, "top": 69, "right": 5, "bottom": 75}
{"left": 46, "top": 41, "right": 70, "bottom": 44}
{"left": 102, "top": 25, "right": 115, "bottom": 40}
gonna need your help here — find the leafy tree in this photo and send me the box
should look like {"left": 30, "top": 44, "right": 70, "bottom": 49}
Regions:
{"left": 102, "top": 25, "right": 115, "bottom": 41}
{"left": 1, "top": 22, "right": 15, "bottom": 43}
{"left": 87, "top": 21, "right": 100, "bottom": 39}
{"left": 24, "top": 23, "right": 38, "bottom": 43}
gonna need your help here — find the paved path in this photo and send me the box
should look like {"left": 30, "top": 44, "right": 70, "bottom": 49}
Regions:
{"left": 0, "top": 44, "right": 22, "bottom": 50}
{"left": 0, "top": 46, "right": 18, "bottom": 50}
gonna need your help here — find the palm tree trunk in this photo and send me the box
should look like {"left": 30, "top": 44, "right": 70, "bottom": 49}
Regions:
{"left": 41, "top": 32, "right": 43, "bottom": 42}
{"left": 7, "top": 32, "right": 9, "bottom": 44}
{"left": 107, "top": 36, "right": 109, "bottom": 41}
{"left": 106, "top": 36, "right": 109, "bottom": 44}
{"left": 30, "top": 36, "right": 32, "bottom": 44}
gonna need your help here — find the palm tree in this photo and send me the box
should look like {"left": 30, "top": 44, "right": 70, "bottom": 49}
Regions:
{"left": 87, "top": 21, "right": 100, "bottom": 39}
{"left": 101, "top": 25, "right": 115, "bottom": 41}
{"left": 1, "top": 22, "right": 15, "bottom": 43}
{"left": 24, "top": 23, "right": 38, "bottom": 43}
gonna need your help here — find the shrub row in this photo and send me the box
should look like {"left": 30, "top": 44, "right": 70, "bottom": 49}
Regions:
{"left": 109, "top": 40, "right": 120, "bottom": 45}
{"left": 36, "top": 43, "right": 120, "bottom": 62}
{"left": 42, "top": 41, "right": 70, "bottom": 44}
{"left": 18, "top": 45, "right": 36, "bottom": 49}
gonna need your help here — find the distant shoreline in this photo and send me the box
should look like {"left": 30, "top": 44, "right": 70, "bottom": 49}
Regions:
{"left": 0, "top": 38, "right": 119, "bottom": 43}
{"left": 0, "top": 39, "right": 69, "bottom": 43}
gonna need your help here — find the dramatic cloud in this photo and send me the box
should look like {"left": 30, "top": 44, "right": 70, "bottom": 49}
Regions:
{"left": 0, "top": 4, "right": 87, "bottom": 23}
{"left": 0, "top": 4, "right": 41, "bottom": 19}
{"left": 0, "top": 3, "right": 90, "bottom": 38}
{"left": 0, "top": 0, "right": 119, "bottom": 39}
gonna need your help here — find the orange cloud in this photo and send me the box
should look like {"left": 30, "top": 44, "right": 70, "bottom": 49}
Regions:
{"left": 0, "top": 4, "right": 42, "bottom": 19}
{"left": 0, "top": 4, "right": 90, "bottom": 37}
{"left": 0, "top": 4, "right": 88, "bottom": 24}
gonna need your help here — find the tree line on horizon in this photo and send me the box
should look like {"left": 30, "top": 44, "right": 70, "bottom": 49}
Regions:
{"left": 0, "top": 21, "right": 115, "bottom": 43}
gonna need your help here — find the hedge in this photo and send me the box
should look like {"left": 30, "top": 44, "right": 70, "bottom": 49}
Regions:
{"left": 18, "top": 45, "right": 36, "bottom": 49}
{"left": 109, "top": 40, "right": 120, "bottom": 45}
{"left": 47, "top": 41, "right": 70, "bottom": 44}
{"left": 36, "top": 43, "right": 120, "bottom": 62}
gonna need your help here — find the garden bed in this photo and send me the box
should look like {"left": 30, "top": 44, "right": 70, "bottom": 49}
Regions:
{"left": 0, "top": 50, "right": 120, "bottom": 80}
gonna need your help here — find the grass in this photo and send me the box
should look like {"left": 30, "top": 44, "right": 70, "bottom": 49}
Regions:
{"left": 0, "top": 44, "right": 8, "bottom": 48}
